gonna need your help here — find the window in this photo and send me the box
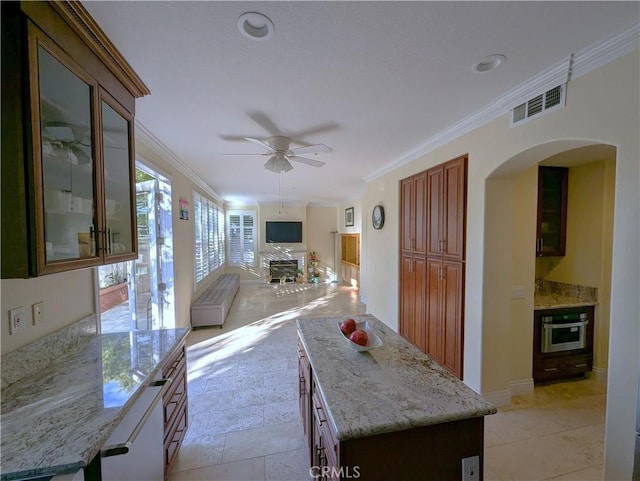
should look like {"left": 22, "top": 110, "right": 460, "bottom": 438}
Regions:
{"left": 194, "top": 192, "right": 225, "bottom": 285}
{"left": 227, "top": 210, "right": 256, "bottom": 267}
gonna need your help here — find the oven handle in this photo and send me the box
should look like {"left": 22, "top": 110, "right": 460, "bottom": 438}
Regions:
{"left": 543, "top": 321, "right": 588, "bottom": 330}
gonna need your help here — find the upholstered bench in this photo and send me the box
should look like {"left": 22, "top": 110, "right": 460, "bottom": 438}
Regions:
{"left": 190, "top": 274, "right": 240, "bottom": 327}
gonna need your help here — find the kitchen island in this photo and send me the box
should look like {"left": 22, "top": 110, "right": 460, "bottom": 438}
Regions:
{"left": 297, "top": 315, "right": 496, "bottom": 480}
{"left": 1, "top": 319, "right": 189, "bottom": 481}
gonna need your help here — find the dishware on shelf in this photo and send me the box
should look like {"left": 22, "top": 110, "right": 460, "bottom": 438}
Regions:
{"left": 338, "top": 320, "right": 383, "bottom": 352}
{"left": 106, "top": 199, "right": 122, "bottom": 217}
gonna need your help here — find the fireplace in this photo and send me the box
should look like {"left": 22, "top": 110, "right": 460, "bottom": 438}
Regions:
{"left": 270, "top": 260, "right": 298, "bottom": 282}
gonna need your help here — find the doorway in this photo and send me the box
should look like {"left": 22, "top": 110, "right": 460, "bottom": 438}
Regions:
{"left": 98, "top": 163, "right": 175, "bottom": 332}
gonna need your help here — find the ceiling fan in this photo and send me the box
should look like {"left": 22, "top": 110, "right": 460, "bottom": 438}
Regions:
{"left": 225, "top": 136, "right": 330, "bottom": 173}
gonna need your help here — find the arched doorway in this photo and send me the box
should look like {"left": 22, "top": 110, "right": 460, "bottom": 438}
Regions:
{"left": 481, "top": 140, "right": 615, "bottom": 479}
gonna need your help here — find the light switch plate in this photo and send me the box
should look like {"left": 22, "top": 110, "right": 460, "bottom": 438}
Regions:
{"left": 32, "top": 302, "right": 43, "bottom": 324}
{"left": 9, "top": 307, "right": 25, "bottom": 334}
{"left": 511, "top": 285, "right": 526, "bottom": 299}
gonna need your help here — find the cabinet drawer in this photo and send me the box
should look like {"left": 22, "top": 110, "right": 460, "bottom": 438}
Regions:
{"left": 534, "top": 353, "right": 592, "bottom": 381}
{"left": 312, "top": 384, "right": 339, "bottom": 468}
{"left": 163, "top": 345, "right": 186, "bottom": 379}
{"left": 164, "top": 399, "right": 188, "bottom": 479}
{"left": 164, "top": 362, "right": 187, "bottom": 433}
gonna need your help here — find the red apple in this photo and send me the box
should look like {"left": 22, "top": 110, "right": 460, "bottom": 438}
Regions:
{"left": 340, "top": 318, "right": 356, "bottom": 337}
{"left": 350, "top": 329, "right": 369, "bottom": 346}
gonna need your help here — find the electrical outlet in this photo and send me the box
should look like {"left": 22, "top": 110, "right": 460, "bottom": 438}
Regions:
{"left": 462, "top": 455, "right": 480, "bottom": 481}
{"left": 8, "top": 307, "right": 25, "bottom": 334}
{"left": 32, "top": 302, "right": 43, "bottom": 324}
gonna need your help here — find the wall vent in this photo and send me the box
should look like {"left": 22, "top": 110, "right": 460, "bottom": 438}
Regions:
{"left": 511, "top": 84, "right": 566, "bottom": 126}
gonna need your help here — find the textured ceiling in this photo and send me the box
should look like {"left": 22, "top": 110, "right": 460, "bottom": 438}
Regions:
{"left": 83, "top": 1, "right": 639, "bottom": 206}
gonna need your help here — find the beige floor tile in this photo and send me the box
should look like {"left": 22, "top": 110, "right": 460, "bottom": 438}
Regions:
{"left": 188, "top": 404, "right": 264, "bottom": 438}
{"left": 222, "top": 422, "right": 306, "bottom": 464}
{"left": 485, "top": 407, "right": 565, "bottom": 447}
{"left": 265, "top": 448, "right": 311, "bottom": 481}
{"left": 486, "top": 424, "right": 603, "bottom": 481}
{"left": 174, "top": 433, "right": 226, "bottom": 472}
{"left": 263, "top": 399, "right": 300, "bottom": 426}
{"left": 170, "top": 456, "right": 265, "bottom": 481}
{"left": 545, "top": 464, "right": 603, "bottom": 480}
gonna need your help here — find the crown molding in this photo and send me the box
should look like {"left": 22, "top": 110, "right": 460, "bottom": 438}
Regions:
{"left": 363, "top": 21, "right": 640, "bottom": 184}
{"left": 135, "top": 120, "right": 223, "bottom": 203}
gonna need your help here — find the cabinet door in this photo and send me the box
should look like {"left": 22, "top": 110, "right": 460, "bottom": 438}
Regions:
{"left": 413, "top": 172, "right": 427, "bottom": 255}
{"left": 425, "top": 258, "right": 443, "bottom": 363}
{"left": 31, "top": 31, "right": 100, "bottom": 273}
{"left": 399, "top": 256, "right": 414, "bottom": 342}
{"left": 443, "top": 157, "right": 466, "bottom": 260}
{"left": 100, "top": 91, "right": 137, "bottom": 259}
{"left": 441, "top": 261, "right": 464, "bottom": 379}
{"left": 401, "top": 178, "right": 414, "bottom": 253}
{"left": 401, "top": 173, "right": 426, "bottom": 255}
{"left": 400, "top": 256, "right": 427, "bottom": 353}
{"left": 536, "top": 167, "right": 567, "bottom": 257}
{"left": 426, "top": 167, "right": 443, "bottom": 257}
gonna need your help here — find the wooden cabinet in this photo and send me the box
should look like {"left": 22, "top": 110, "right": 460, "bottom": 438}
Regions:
{"left": 400, "top": 155, "right": 467, "bottom": 379}
{"left": 536, "top": 166, "right": 568, "bottom": 257}
{"left": 400, "top": 255, "right": 427, "bottom": 353}
{"left": 401, "top": 172, "right": 427, "bottom": 255}
{"left": 427, "top": 157, "right": 466, "bottom": 260}
{"left": 533, "top": 306, "right": 594, "bottom": 382}
{"left": 162, "top": 342, "right": 188, "bottom": 480}
{"left": 1, "top": 1, "right": 149, "bottom": 278}
{"left": 298, "top": 338, "right": 312, "bottom": 454}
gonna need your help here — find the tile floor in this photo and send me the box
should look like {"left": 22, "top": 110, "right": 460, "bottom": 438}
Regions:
{"left": 169, "top": 281, "right": 607, "bottom": 481}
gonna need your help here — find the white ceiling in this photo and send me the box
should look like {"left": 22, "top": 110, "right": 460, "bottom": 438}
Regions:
{"left": 83, "top": 1, "right": 638, "bottom": 206}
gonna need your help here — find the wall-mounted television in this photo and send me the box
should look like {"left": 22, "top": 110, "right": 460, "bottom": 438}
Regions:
{"left": 266, "top": 221, "right": 303, "bottom": 243}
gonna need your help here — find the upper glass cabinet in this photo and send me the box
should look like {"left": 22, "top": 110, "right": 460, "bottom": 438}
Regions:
{"left": 102, "top": 96, "right": 136, "bottom": 258}
{"left": 39, "top": 45, "right": 97, "bottom": 263}
{"left": 0, "top": 1, "right": 148, "bottom": 278}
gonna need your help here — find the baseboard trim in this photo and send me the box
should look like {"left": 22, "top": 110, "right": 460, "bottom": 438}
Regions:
{"left": 482, "top": 389, "right": 512, "bottom": 407}
{"left": 590, "top": 366, "right": 608, "bottom": 382}
{"left": 482, "top": 378, "right": 534, "bottom": 407}
{"left": 510, "top": 378, "right": 534, "bottom": 396}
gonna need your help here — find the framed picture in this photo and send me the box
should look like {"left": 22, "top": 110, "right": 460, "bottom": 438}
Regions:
{"left": 345, "top": 206, "right": 354, "bottom": 227}
{"left": 179, "top": 198, "right": 189, "bottom": 220}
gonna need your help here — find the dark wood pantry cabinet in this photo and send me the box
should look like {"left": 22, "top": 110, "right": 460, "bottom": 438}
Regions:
{"left": 1, "top": 1, "right": 149, "bottom": 278}
{"left": 400, "top": 155, "right": 467, "bottom": 379}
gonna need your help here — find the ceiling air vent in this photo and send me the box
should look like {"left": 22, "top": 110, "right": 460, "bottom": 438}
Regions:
{"left": 511, "top": 84, "right": 565, "bottom": 126}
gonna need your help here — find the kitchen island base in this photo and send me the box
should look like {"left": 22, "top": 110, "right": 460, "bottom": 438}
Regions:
{"left": 297, "top": 315, "right": 495, "bottom": 481}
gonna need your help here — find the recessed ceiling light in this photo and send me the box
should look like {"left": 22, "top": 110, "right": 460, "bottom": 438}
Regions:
{"left": 237, "top": 12, "right": 274, "bottom": 41}
{"left": 472, "top": 54, "right": 506, "bottom": 73}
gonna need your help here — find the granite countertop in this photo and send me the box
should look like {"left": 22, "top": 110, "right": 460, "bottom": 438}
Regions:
{"left": 296, "top": 315, "right": 496, "bottom": 441}
{"left": 534, "top": 293, "right": 597, "bottom": 309}
{"left": 0, "top": 327, "right": 189, "bottom": 481}
{"left": 534, "top": 280, "right": 598, "bottom": 310}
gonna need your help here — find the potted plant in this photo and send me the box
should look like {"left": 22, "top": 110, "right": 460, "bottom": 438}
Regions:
{"left": 295, "top": 268, "right": 305, "bottom": 283}
{"left": 99, "top": 269, "right": 128, "bottom": 311}
{"left": 279, "top": 274, "right": 287, "bottom": 284}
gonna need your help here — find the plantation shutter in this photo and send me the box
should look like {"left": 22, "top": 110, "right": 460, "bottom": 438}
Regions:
{"left": 194, "top": 194, "right": 205, "bottom": 283}
{"left": 227, "top": 210, "right": 256, "bottom": 266}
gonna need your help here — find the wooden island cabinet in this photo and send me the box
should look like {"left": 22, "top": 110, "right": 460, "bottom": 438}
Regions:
{"left": 297, "top": 315, "right": 495, "bottom": 481}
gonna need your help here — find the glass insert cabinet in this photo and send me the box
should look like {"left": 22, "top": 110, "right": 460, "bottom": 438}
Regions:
{"left": 1, "top": 1, "right": 149, "bottom": 277}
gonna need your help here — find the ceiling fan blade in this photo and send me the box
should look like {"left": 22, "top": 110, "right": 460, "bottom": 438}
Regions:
{"left": 289, "top": 156, "right": 326, "bottom": 168}
{"left": 220, "top": 152, "right": 270, "bottom": 156}
{"left": 248, "top": 111, "right": 282, "bottom": 136}
{"left": 244, "top": 137, "right": 274, "bottom": 152}
{"left": 289, "top": 143, "right": 331, "bottom": 156}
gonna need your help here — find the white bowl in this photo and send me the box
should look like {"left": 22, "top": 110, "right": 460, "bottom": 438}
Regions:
{"left": 338, "top": 320, "right": 383, "bottom": 352}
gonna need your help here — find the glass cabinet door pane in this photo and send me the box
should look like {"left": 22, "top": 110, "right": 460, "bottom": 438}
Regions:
{"left": 39, "top": 46, "right": 96, "bottom": 262}
{"left": 102, "top": 100, "right": 133, "bottom": 256}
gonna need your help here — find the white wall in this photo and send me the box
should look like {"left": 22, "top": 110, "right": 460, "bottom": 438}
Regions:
{"left": 359, "top": 51, "right": 639, "bottom": 478}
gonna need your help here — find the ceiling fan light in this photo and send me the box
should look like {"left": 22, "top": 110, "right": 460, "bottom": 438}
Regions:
{"left": 264, "top": 156, "right": 293, "bottom": 173}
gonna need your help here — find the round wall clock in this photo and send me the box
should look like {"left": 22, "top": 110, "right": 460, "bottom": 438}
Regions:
{"left": 372, "top": 205, "right": 385, "bottom": 229}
